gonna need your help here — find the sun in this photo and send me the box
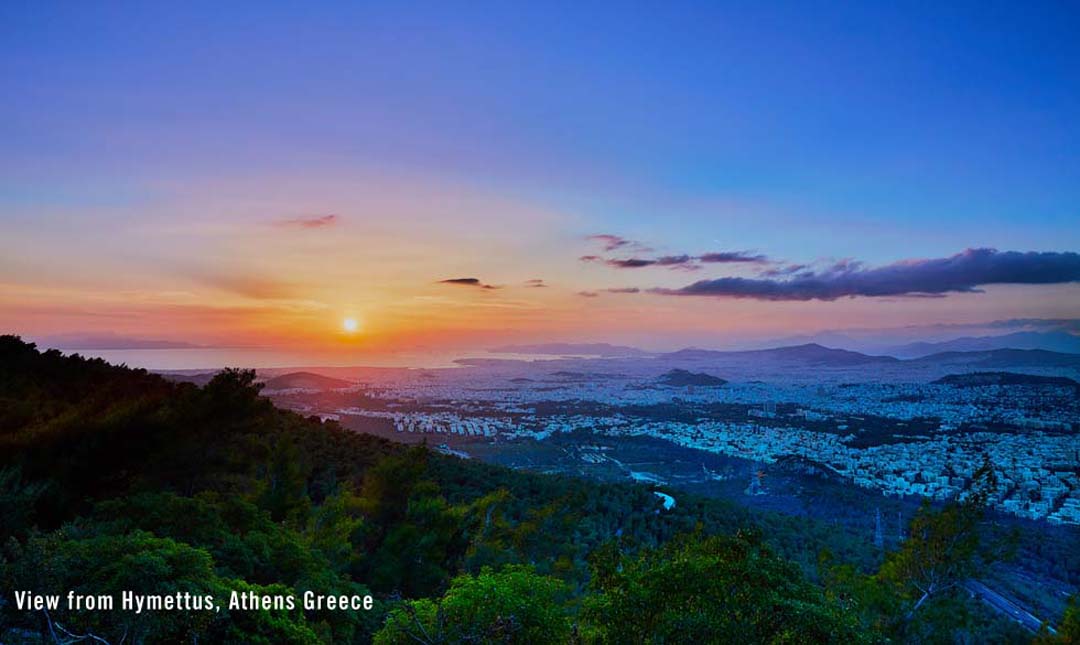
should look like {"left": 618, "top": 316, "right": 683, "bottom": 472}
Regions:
{"left": 342, "top": 317, "right": 359, "bottom": 333}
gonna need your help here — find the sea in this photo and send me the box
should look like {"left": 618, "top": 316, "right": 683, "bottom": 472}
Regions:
{"left": 47, "top": 347, "right": 600, "bottom": 372}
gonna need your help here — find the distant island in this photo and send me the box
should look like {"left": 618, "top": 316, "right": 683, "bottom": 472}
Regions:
{"left": 36, "top": 334, "right": 204, "bottom": 350}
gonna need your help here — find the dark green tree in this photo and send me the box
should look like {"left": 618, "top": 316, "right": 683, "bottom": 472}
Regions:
{"left": 3, "top": 530, "right": 221, "bottom": 643}
{"left": 374, "top": 565, "right": 572, "bottom": 644}
{"left": 878, "top": 454, "right": 1002, "bottom": 620}
{"left": 1035, "top": 594, "right": 1080, "bottom": 644}
{"left": 582, "top": 531, "right": 869, "bottom": 644}
{"left": 0, "top": 466, "right": 48, "bottom": 541}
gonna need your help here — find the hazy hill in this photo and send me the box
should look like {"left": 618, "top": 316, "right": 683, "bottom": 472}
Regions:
{"left": 158, "top": 371, "right": 219, "bottom": 386}
{"left": 657, "top": 369, "right": 727, "bottom": 387}
{"left": 261, "top": 370, "right": 353, "bottom": 390}
{"left": 932, "top": 371, "right": 1080, "bottom": 390}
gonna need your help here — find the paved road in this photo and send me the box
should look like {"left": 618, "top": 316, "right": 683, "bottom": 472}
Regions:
{"left": 962, "top": 579, "right": 1051, "bottom": 634}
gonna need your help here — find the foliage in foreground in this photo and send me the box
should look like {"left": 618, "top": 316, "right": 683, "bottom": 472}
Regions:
{"left": 375, "top": 565, "right": 572, "bottom": 644}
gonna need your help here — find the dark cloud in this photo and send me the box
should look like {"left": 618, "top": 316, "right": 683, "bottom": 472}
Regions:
{"left": 582, "top": 249, "right": 764, "bottom": 271}
{"left": 583, "top": 255, "right": 698, "bottom": 270}
{"left": 606, "top": 258, "right": 658, "bottom": 269}
{"left": 577, "top": 290, "right": 600, "bottom": 298}
{"left": 524, "top": 279, "right": 548, "bottom": 288}
{"left": 656, "top": 255, "right": 696, "bottom": 267}
{"left": 652, "top": 248, "right": 1080, "bottom": 301}
{"left": 438, "top": 278, "right": 499, "bottom": 289}
{"left": 699, "top": 251, "right": 768, "bottom": 264}
{"left": 606, "top": 287, "right": 640, "bottom": 294}
{"left": 275, "top": 214, "right": 339, "bottom": 229}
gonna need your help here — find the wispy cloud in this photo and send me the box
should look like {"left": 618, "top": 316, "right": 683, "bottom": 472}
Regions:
{"left": 569, "top": 287, "right": 640, "bottom": 298}
{"left": 524, "top": 279, "right": 548, "bottom": 288}
{"left": 586, "top": 234, "right": 652, "bottom": 253}
{"left": 652, "top": 248, "right": 1080, "bottom": 301}
{"left": 190, "top": 273, "right": 302, "bottom": 300}
{"left": 163, "top": 261, "right": 303, "bottom": 301}
{"left": 759, "top": 263, "right": 810, "bottom": 277}
{"left": 985, "top": 318, "right": 1080, "bottom": 332}
{"left": 275, "top": 214, "right": 339, "bottom": 229}
{"left": 438, "top": 277, "right": 499, "bottom": 289}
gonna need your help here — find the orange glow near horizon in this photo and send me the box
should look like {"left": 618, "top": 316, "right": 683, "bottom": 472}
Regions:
{"left": 2, "top": 173, "right": 1079, "bottom": 356}
{"left": 4, "top": 268, "right": 1080, "bottom": 356}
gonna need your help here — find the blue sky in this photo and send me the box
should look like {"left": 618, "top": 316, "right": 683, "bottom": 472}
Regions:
{"left": 2, "top": 1, "right": 1079, "bottom": 349}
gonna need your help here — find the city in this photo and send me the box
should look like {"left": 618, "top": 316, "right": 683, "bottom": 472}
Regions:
{"left": 256, "top": 348, "right": 1080, "bottom": 525}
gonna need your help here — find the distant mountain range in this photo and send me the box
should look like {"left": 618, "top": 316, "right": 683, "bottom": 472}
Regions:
{"left": 884, "top": 331, "right": 1080, "bottom": 358}
{"left": 655, "top": 343, "right": 1080, "bottom": 370}
{"left": 495, "top": 331, "right": 1080, "bottom": 366}
{"left": 489, "top": 343, "right": 652, "bottom": 357}
{"left": 488, "top": 340, "right": 1080, "bottom": 370}
{"left": 911, "top": 348, "right": 1080, "bottom": 369}
{"left": 757, "top": 330, "right": 1080, "bottom": 358}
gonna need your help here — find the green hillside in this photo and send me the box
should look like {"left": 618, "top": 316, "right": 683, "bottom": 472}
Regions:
{"left": 0, "top": 336, "right": 1072, "bottom": 643}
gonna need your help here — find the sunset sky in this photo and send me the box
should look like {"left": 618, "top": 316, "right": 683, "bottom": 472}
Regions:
{"left": 3, "top": 2, "right": 1079, "bottom": 356}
